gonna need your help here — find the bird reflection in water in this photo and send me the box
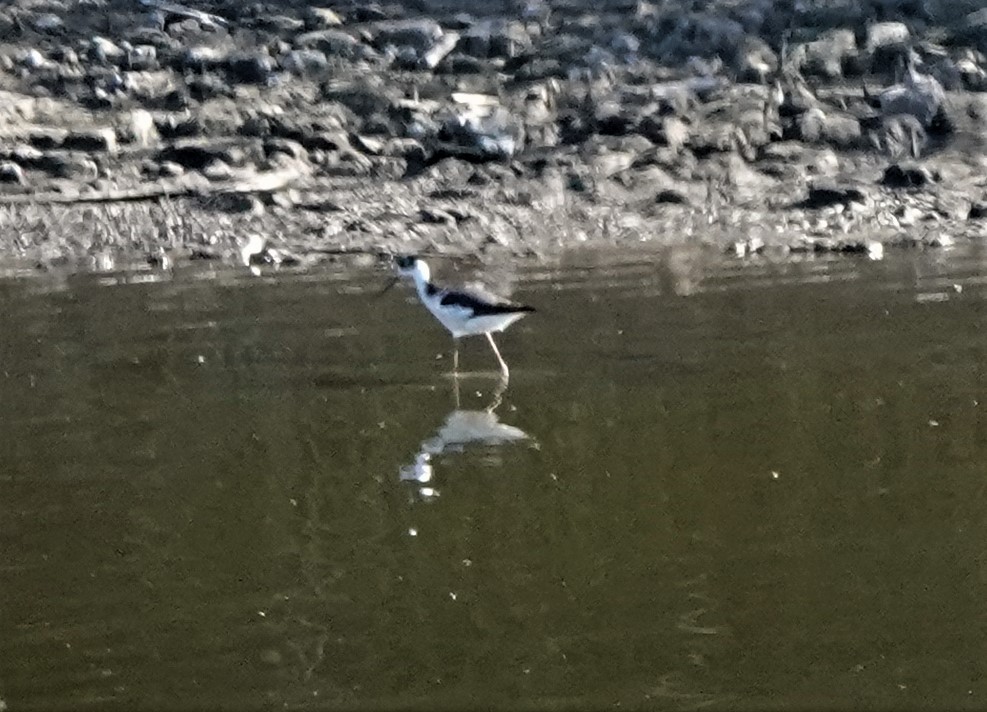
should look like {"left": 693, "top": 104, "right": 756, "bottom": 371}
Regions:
{"left": 398, "top": 377, "right": 531, "bottom": 501}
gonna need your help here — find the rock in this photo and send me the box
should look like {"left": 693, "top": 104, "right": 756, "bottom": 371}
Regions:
{"left": 64, "top": 128, "right": 118, "bottom": 154}
{"left": 420, "top": 32, "right": 460, "bottom": 70}
{"left": 38, "top": 152, "right": 99, "bottom": 181}
{"left": 654, "top": 188, "right": 690, "bottom": 205}
{"left": 881, "top": 163, "right": 936, "bottom": 188}
{"left": 878, "top": 55, "right": 945, "bottom": 127}
{"left": 653, "top": 12, "right": 745, "bottom": 64}
{"left": 594, "top": 100, "right": 637, "bottom": 136}
{"left": 251, "top": 14, "right": 304, "bottom": 35}
{"left": 798, "top": 108, "right": 862, "bottom": 148}
{"left": 459, "top": 19, "right": 531, "bottom": 59}
{"left": 29, "top": 129, "right": 67, "bottom": 150}
{"left": 865, "top": 21, "right": 910, "bottom": 54}
{"left": 89, "top": 36, "right": 126, "bottom": 65}
{"left": 127, "top": 45, "right": 158, "bottom": 71}
{"left": 369, "top": 19, "right": 443, "bottom": 54}
{"left": 970, "top": 202, "right": 987, "bottom": 220}
{"left": 182, "top": 45, "right": 225, "bottom": 72}
{"left": 19, "top": 48, "right": 54, "bottom": 70}
{"left": 129, "top": 109, "right": 158, "bottom": 147}
{"left": 281, "top": 49, "right": 328, "bottom": 76}
{"left": 951, "top": 9, "right": 987, "bottom": 54}
{"left": 32, "top": 13, "right": 64, "bottom": 33}
{"left": 868, "top": 113, "right": 926, "bottom": 159}
{"left": 434, "top": 52, "right": 484, "bottom": 74}
{"left": 438, "top": 106, "right": 524, "bottom": 161}
{"left": 263, "top": 138, "right": 307, "bottom": 162}
{"left": 797, "top": 29, "right": 857, "bottom": 79}
{"left": 803, "top": 180, "right": 869, "bottom": 208}
{"left": 187, "top": 73, "right": 234, "bottom": 101}
{"left": 305, "top": 7, "right": 344, "bottom": 30}
{"left": 735, "top": 37, "right": 777, "bottom": 83}
{"left": 157, "top": 141, "right": 246, "bottom": 170}
{"left": 226, "top": 53, "right": 275, "bottom": 84}
{"left": 420, "top": 206, "right": 457, "bottom": 225}
{"left": 201, "top": 159, "right": 232, "bottom": 181}
{"left": 295, "top": 29, "right": 362, "bottom": 58}
{"left": 0, "top": 162, "right": 26, "bottom": 185}
{"left": 639, "top": 115, "right": 689, "bottom": 151}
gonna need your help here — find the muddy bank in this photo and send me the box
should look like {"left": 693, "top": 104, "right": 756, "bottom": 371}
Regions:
{"left": 0, "top": 0, "right": 985, "bottom": 271}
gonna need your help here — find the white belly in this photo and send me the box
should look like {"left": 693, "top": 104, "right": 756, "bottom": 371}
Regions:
{"left": 426, "top": 302, "right": 527, "bottom": 338}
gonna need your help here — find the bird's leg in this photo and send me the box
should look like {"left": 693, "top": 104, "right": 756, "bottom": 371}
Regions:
{"left": 485, "top": 332, "right": 509, "bottom": 380}
{"left": 487, "top": 373, "right": 508, "bottom": 413}
{"left": 452, "top": 338, "right": 460, "bottom": 376}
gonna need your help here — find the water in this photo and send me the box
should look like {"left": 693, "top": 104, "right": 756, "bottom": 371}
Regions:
{"left": 3, "top": 247, "right": 987, "bottom": 710}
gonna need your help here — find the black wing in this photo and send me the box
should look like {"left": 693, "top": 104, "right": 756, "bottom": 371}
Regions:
{"left": 439, "top": 289, "right": 534, "bottom": 316}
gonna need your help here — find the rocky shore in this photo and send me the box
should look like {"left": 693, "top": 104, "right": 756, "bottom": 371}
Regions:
{"left": 0, "top": 0, "right": 986, "bottom": 270}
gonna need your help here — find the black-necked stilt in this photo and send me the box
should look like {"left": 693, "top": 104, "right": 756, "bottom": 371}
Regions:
{"left": 387, "top": 255, "right": 534, "bottom": 379}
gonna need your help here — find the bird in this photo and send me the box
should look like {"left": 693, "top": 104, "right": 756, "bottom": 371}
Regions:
{"left": 387, "top": 255, "right": 534, "bottom": 380}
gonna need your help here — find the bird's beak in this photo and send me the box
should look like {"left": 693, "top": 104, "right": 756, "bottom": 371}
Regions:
{"left": 378, "top": 275, "right": 400, "bottom": 297}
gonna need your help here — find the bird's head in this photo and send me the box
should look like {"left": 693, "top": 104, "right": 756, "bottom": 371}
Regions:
{"left": 394, "top": 254, "right": 427, "bottom": 279}
{"left": 380, "top": 254, "right": 429, "bottom": 296}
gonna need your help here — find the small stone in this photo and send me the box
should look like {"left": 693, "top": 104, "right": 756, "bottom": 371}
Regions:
{"left": 305, "top": 7, "right": 344, "bottom": 30}
{"left": 881, "top": 164, "right": 935, "bottom": 188}
{"left": 129, "top": 109, "right": 157, "bottom": 147}
{"left": 866, "top": 22, "right": 909, "bottom": 54}
{"left": 294, "top": 29, "right": 361, "bottom": 57}
{"left": 803, "top": 180, "right": 869, "bottom": 208}
{"left": 32, "top": 13, "right": 63, "bottom": 33}
{"left": 227, "top": 53, "right": 274, "bottom": 84}
{"left": 281, "top": 49, "right": 328, "bottom": 75}
{"left": 0, "top": 162, "right": 26, "bottom": 185}
{"left": 64, "top": 128, "right": 117, "bottom": 154}
{"left": 202, "top": 159, "right": 232, "bottom": 181}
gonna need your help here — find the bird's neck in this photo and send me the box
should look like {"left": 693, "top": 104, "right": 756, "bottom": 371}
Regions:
{"left": 412, "top": 264, "right": 432, "bottom": 296}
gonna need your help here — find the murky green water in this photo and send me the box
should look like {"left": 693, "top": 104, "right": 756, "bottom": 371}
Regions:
{"left": 3, "top": 246, "right": 987, "bottom": 711}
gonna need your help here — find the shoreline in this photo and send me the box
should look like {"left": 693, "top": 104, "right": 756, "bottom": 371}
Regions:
{"left": 0, "top": 0, "right": 984, "bottom": 270}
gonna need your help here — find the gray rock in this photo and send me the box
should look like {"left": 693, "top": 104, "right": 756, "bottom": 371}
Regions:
{"left": 21, "top": 49, "right": 49, "bottom": 72}
{"left": 304, "top": 7, "right": 344, "bottom": 30}
{"left": 157, "top": 141, "right": 247, "bottom": 170}
{"left": 869, "top": 113, "right": 926, "bottom": 159}
{"left": 88, "top": 36, "right": 125, "bottom": 65}
{"left": 797, "top": 29, "right": 856, "bottom": 79}
{"left": 439, "top": 106, "right": 524, "bottom": 161}
{"left": 295, "top": 29, "right": 362, "bottom": 58}
{"left": 32, "top": 13, "right": 64, "bottom": 33}
{"left": 369, "top": 19, "right": 443, "bottom": 54}
{"left": 38, "top": 152, "right": 99, "bottom": 180}
{"left": 803, "top": 180, "right": 869, "bottom": 208}
{"left": 459, "top": 19, "right": 531, "bottom": 59}
{"left": 866, "top": 21, "right": 909, "bottom": 53}
{"left": 263, "top": 138, "right": 308, "bottom": 162}
{"left": 420, "top": 32, "right": 460, "bottom": 70}
{"left": 735, "top": 37, "right": 777, "bottom": 83}
{"left": 951, "top": 9, "right": 987, "bottom": 54}
{"left": 0, "top": 162, "right": 26, "bottom": 185}
{"left": 281, "top": 49, "right": 329, "bottom": 76}
{"left": 878, "top": 55, "right": 944, "bottom": 127}
{"left": 881, "top": 163, "right": 936, "bottom": 188}
{"left": 202, "top": 159, "right": 232, "bottom": 181}
{"left": 64, "top": 128, "right": 118, "bottom": 154}
{"left": 653, "top": 12, "right": 746, "bottom": 64}
{"left": 798, "top": 108, "right": 862, "bottom": 149}
{"left": 226, "top": 53, "right": 275, "bottom": 84}
{"left": 182, "top": 45, "right": 225, "bottom": 71}
{"left": 187, "top": 73, "right": 235, "bottom": 101}
{"left": 127, "top": 45, "right": 159, "bottom": 71}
